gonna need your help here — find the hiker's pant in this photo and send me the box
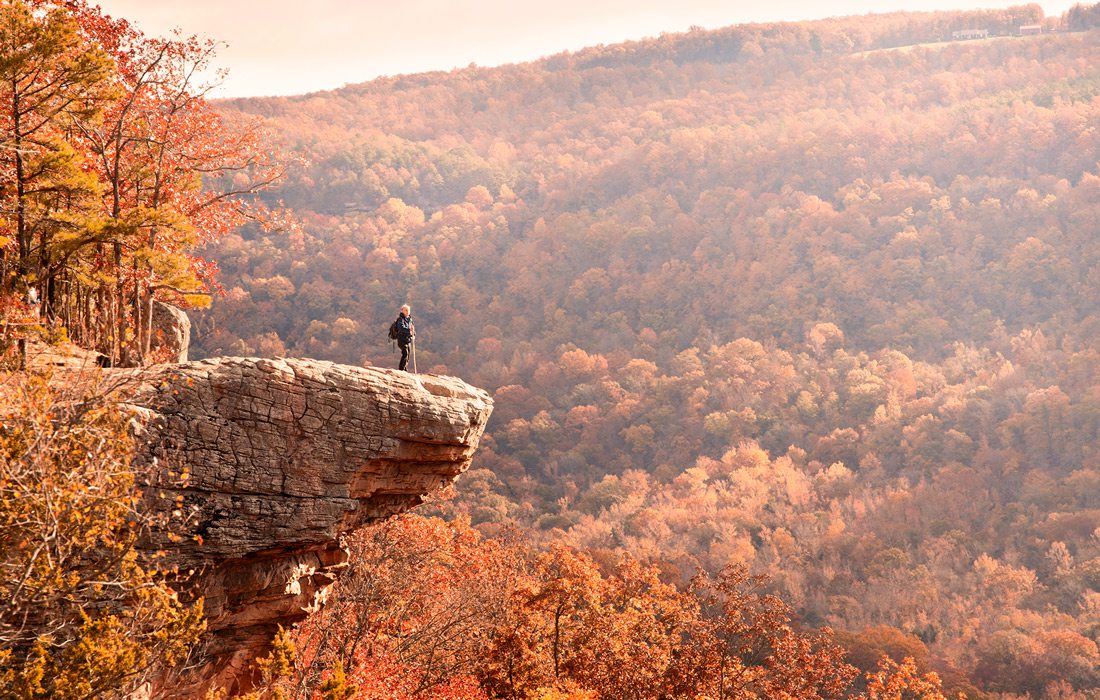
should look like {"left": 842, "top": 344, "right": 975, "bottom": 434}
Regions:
{"left": 399, "top": 342, "right": 410, "bottom": 371}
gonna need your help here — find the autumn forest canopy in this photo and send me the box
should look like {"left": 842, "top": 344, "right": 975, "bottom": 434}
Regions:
{"left": 193, "top": 3, "right": 1100, "bottom": 696}
{"left": 6, "top": 0, "right": 1100, "bottom": 698}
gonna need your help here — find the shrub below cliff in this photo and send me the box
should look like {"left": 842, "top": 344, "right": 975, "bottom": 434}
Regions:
{"left": 0, "top": 372, "right": 204, "bottom": 699}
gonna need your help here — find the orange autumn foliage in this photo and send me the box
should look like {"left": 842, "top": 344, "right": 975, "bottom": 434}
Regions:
{"left": 271, "top": 514, "right": 865, "bottom": 699}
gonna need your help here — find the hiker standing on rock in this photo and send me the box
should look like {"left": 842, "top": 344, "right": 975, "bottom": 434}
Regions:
{"left": 393, "top": 304, "right": 415, "bottom": 371}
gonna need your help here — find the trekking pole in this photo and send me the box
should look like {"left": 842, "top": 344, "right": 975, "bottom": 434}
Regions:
{"left": 411, "top": 338, "right": 417, "bottom": 374}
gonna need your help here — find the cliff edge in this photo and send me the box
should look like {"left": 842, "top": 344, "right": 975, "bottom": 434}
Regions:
{"left": 120, "top": 357, "right": 492, "bottom": 695}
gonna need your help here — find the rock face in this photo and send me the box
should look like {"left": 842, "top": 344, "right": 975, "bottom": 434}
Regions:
{"left": 150, "top": 301, "right": 191, "bottom": 363}
{"left": 121, "top": 357, "right": 492, "bottom": 696}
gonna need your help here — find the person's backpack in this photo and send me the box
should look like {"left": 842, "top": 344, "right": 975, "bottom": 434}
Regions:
{"left": 388, "top": 319, "right": 400, "bottom": 341}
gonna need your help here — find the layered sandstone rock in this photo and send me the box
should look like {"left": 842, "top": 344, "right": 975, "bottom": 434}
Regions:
{"left": 120, "top": 357, "right": 492, "bottom": 696}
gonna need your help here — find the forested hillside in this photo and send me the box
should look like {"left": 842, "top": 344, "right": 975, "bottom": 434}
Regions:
{"left": 197, "top": 5, "right": 1100, "bottom": 696}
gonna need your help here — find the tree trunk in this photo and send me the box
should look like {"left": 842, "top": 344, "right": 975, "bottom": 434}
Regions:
{"left": 143, "top": 287, "right": 154, "bottom": 362}
{"left": 114, "top": 241, "right": 125, "bottom": 365}
{"left": 13, "top": 78, "right": 29, "bottom": 283}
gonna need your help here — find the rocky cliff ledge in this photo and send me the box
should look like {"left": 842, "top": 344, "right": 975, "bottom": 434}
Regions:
{"left": 120, "top": 357, "right": 492, "bottom": 696}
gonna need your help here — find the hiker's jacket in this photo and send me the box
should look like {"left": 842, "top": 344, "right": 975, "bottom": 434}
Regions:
{"left": 396, "top": 314, "right": 414, "bottom": 345}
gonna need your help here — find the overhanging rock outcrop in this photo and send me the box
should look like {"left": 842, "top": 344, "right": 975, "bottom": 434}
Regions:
{"left": 121, "top": 357, "right": 493, "bottom": 696}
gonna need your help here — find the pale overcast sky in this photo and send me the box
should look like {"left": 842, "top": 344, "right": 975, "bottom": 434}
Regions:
{"left": 91, "top": 1, "right": 1078, "bottom": 98}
